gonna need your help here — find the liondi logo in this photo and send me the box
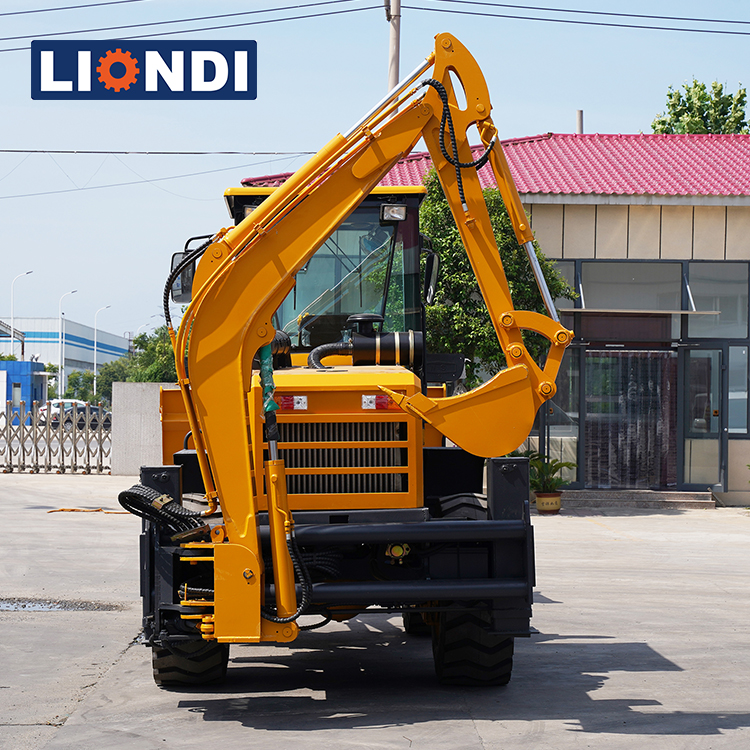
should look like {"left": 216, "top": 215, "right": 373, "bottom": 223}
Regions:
{"left": 31, "top": 40, "right": 257, "bottom": 100}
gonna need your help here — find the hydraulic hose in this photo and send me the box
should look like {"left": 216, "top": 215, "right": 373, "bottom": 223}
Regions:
{"left": 162, "top": 234, "right": 214, "bottom": 328}
{"left": 118, "top": 483, "right": 205, "bottom": 536}
{"left": 420, "top": 78, "right": 496, "bottom": 212}
{"left": 260, "top": 531, "right": 313, "bottom": 623}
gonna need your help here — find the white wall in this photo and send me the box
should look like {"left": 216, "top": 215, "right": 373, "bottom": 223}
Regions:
{"left": 111, "top": 381, "right": 171, "bottom": 476}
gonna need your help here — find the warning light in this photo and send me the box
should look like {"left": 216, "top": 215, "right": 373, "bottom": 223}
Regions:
{"left": 362, "top": 394, "right": 399, "bottom": 410}
{"left": 278, "top": 395, "right": 308, "bottom": 410}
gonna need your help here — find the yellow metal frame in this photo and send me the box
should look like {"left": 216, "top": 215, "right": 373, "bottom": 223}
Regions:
{"left": 167, "top": 33, "right": 571, "bottom": 643}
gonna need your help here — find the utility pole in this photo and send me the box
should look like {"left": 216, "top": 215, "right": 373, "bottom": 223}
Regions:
{"left": 93, "top": 304, "right": 111, "bottom": 397}
{"left": 385, "top": 0, "right": 401, "bottom": 91}
{"left": 10, "top": 270, "right": 33, "bottom": 360}
{"left": 58, "top": 289, "right": 77, "bottom": 398}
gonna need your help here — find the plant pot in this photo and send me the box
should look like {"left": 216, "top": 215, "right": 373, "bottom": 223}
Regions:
{"left": 535, "top": 492, "right": 561, "bottom": 515}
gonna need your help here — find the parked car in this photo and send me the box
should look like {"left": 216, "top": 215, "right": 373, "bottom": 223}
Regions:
{"left": 38, "top": 399, "right": 88, "bottom": 425}
{"left": 49, "top": 403, "right": 112, "bottom": 431}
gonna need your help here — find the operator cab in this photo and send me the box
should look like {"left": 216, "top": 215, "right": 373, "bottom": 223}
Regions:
{"left": 171, "top": 185, "right": 444, "bottom": 376}
{"left": 224, "top": 186, "right": 428, "bottom": 351}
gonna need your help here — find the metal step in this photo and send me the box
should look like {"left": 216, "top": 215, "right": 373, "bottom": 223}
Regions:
{"left": 559, "top": 490, "right": 715, "bottom": 510}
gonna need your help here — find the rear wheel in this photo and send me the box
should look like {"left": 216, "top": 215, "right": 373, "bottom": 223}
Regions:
{"left": 402, "top": 611, "right": 431, "bottom": 636}
{"left": 432, "top": 608, "right": 514, "bottom": 686}
{"left": 152, "top": 640, "right": 229, "bottom": 687}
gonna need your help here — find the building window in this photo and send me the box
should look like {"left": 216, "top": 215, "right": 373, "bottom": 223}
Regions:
{"left": 688, "top": 262, "right": 749, "bottom": 339}
{"left": 578, "top": 261, "right": 682, "bottom": 342}
{"left": 580, "top": 261, "right": 682, "bottom": 311}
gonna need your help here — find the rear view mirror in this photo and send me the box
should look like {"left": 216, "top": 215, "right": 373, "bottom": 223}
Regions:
{"left": 423, "top": 252, "right": 439, "bottom": 306}
{"left": 170, "top": 252, "right": 195, "bottom": 304}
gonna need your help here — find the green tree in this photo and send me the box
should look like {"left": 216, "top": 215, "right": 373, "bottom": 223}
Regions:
{"left": 0, "top": 354, "right": 18, "bottom": 361}
{"left": 44, "top": 362, "right": 59, "bottom": 399}
{"left": 420, "top": 170, "right": 576, "bottom": 385}
{"left": 128, "top": 325, "right": 177, "bottom": 383}
{"left": 64, "top": 370, "right": 95, "bottom": 401}
{"left": 652, "top": 79, "right": 748, "bottom": 134}
{"left": 57, "top": 327, "right": 178, "bottom": 405}
{"left": 96, "top": 357, "right": 130, "bottom": 403}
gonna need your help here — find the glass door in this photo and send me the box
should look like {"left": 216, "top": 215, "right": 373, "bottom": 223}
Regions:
{"left": 583, "top": 349, "right": 678, "bottom": 489}
{"left": 678, "top": 348, "right": 726, "bottom": 491}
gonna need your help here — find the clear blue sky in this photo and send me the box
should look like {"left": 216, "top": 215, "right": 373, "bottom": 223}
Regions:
{"left": 2, "top": 0, "right": 749, "bottom": 340}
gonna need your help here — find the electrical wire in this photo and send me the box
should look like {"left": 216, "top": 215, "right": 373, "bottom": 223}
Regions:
{"left": 0, "top": 149, "right": 314, "bottom": 155}
{"left": 0, "top": 4, "right": 381, "bottom": 52}
{"left": 0, "top": 154, "right": 306, "bottom": 201}
{"left": 3, "top": 1, "right": 748, "bottom": 55}
{"left": 401, "top": 4, "right": 750, "bottom": 36}
{"left": 0, "top": 0, "right": 367, "bottom": 42}
{"left": 427, "top": 1, "right": 750, "bottom": 28}
{"left": 0, "top": 0, "right": 147, "bottom": 16}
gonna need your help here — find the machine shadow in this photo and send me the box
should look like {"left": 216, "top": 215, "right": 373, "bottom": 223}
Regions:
{"left": 176, "top": 614, "right": 750, "bottom": 737}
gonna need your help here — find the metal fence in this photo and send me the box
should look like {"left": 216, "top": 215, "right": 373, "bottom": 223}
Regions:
{"left": 1, "top": 401, "right": 112, "bottom": 474}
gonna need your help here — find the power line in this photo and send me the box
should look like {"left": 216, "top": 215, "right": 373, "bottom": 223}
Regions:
{"left": 401, "top": 4, "right": 750, "bottom": 36}
{"left": 0, "top": 149, "right": 315, "bottom": 155}
{"left": 0, "top": 0, "right": 147, "bottom": 17}
{"left": 0, "top": 0, "right": 367, "bottom": 42}
{"left": 429, "top": 1, "right": 750, "bottom": 27}
{"left": 0, "top": 155, "right": 306, "bottom": 201}
{"left": 0, "top": 4, "right": 380, "bottom": 52}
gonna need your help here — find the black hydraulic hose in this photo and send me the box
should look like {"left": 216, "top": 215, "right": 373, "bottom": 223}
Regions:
{"left": 162, "top": 234, "right": 214, "bottom": 328}
{"left": 183, "top": 430, "right": 192, "bottom": 450}
{"left": 307, "top": 341, "right": 353, "bottom": 369}
{"left": 118, "top": 483, "right": 204, "bottom": 535}
{"left": 181, "top": 585, "right": 214, "bottom": 599}
{"left": 420, "top": 78, "right": 496, "bottom": 211}
{"left": 260, "top": 531, "right": 313, "bottom": 624}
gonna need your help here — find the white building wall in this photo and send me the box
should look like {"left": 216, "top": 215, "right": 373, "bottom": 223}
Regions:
{"left": 0, "top": 317, "right": 129, "bottom": 371}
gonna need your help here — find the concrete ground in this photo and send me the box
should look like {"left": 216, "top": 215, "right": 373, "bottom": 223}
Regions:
{"left": 1, "top": 473, "right": 748, "bottom": 749}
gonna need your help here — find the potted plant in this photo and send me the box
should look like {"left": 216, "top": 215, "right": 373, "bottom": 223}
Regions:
{"left": 529, "top": 455, "right": 577, "bottom": 515}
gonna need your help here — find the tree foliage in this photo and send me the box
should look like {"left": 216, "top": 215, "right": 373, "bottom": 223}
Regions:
{"left": 419, "top": 170, "right": 576, "bottom": 385}
{"left": 652, "top": 79, "right": 748, "bottom": 134}
{"left": 44, "top": 363, "right": 59, "bottom": 399}
{"left": 127, "top": 325, "right": 177, "bottom": 383}
{"left": 64, "top": 369, "right": 95, "bottom": 401}
{"left": 0, "top": 354, "right": 18, "bottom": 361}
{"left": 95, "top": 358, "right": 130, "bottom": 403}
{"left": 65, "top": 325, "right": 176, "bottom": 405}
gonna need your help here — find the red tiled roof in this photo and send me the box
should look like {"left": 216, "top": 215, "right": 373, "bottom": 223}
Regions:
{"left": 242, "top": 133, "right": 750, "bottom": 197}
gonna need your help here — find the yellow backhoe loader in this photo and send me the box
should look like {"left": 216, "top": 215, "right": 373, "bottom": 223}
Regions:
{"left": 119, "top": 33, "right": 571, "bottom": 687}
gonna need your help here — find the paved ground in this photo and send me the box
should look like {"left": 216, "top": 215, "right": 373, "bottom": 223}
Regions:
{"left": 1, "top": 473, "right": 749, "bottom": 749}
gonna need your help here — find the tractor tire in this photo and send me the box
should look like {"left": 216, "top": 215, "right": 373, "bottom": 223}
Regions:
{"left": 152, "top": 640, "right": 229, "bottom": 687}
{"left": 432, "top": 608, "right": 514, "bottom": 686}
{"left": 437, "top": 493, "right": 488, "bottom": 520}
{"left": 402, "top": 611, "right": 431, "bottom": 636}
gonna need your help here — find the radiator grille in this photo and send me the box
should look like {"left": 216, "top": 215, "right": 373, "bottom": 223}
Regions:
{"left": 276, "top": 421, "right": 408, "bottom": 495}
{"left": 278, "top": 422, "right": 405, "bottom": 443}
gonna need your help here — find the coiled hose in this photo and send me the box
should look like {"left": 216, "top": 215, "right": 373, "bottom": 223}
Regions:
{"left": 118, "top": 483, "right": 205, "bottom": 536}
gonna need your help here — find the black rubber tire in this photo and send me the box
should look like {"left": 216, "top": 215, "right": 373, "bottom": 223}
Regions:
{"left": 437, "top": 493, "right": 488, "bottom": 520}
{"left": 402, "top": 611, "right": 431, "bottom": 636}
{"left": 152, "top": 640, "right": 229, "bottom": 687}
{"left": 432, "top": 609, "right": 514, "bottom": 686}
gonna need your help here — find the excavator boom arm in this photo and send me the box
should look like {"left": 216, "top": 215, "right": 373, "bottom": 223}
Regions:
{"left": 170, "top": 35, "right": 571, "bottom": 634}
